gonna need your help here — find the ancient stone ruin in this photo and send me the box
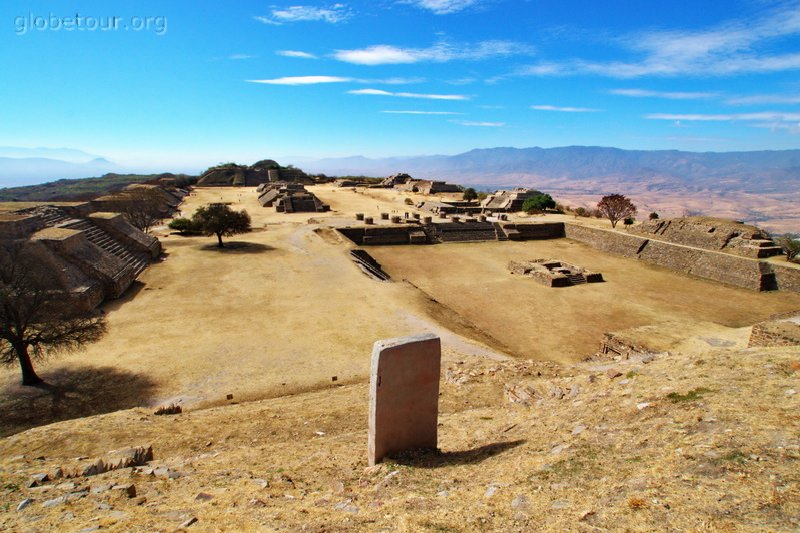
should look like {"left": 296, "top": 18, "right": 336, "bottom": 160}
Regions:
{"left": 395, "top": 179, "right": 462, "bottom": 194}
{"left": 629, "top": 216, "right": 782, "bottom": 258}
{"left": 368, "top": 334, "right": 441, "bottom": 466}
{"left": 481, "top": 188, "right": 541, "bottom": 212}
{"left": 749, "top": 311, "right": 800, "bottom": 347}
{"left": 0, "top": 203, "right": 161, "bottom": 311}
{"left": 256, "top": 183, "right": 329, "bottom": 213}
{"left": 508, "top": 259, "right": 603, "bottom": 287}
{"left": 349, "top": 249, "right": 391, "bottom": 281}
{"left": 198, "top": 160, "right": 314, "bottom": 187}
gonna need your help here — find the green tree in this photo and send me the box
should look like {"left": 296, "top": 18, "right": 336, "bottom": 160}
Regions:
{"left": 522, "top": 193, "right": 556, "bottom": 213}
{"left": 168, "top": 217, "right": 200, "bottom": 234}
{"left": 0, "top": 244, "right": 107, "bottom": 385}
{"left": 462, "top": 187, "right": 478, "bottom": 201}
{"left": 192, "top": 203, "right": 251, "bottom": 248}
{"left": 597, "top": 194, "right": 637, "bottom": 228}
{"left": 649, "top": 212, "right": 659, "bottom": 220}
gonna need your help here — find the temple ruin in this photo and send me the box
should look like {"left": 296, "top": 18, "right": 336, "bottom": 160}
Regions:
{"left": 256, "top": 183, "right": 330, "bottom": 213}
{"left": 508, "top": 259, "right": 603, "bottom": 287}
{"left": 0, "top": 203, "right": 161, "bottom": 312}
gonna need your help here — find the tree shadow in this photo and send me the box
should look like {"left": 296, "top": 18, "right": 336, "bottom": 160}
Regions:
{"left": 198, "top": 242, "right": 274, "bottom": 254}
{"left": 387, "top": 439, "right": 526, "bottom": 468}
{"left": 0, "top": 365, "right": 158, "bottom": 437}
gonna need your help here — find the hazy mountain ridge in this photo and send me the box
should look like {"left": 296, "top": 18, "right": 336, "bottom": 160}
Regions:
{"left": 305, "top": 146, "right": 800, "bottom": 190}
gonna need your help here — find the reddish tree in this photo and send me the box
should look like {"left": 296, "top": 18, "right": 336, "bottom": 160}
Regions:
{"left": 597, "top": 194, "right": 637, "bottom": 228}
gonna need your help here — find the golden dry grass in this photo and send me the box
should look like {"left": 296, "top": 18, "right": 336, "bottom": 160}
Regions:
{"left": 1, "top": 185, "right": 799, "bottom": 531}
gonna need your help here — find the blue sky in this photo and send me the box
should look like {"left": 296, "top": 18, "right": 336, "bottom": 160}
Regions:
{"left": 1, "top": 0, "right": 799, "bottom": 171}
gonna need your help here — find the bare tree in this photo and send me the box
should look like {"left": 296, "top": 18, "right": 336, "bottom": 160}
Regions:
{"left": 0, "top": 244, "right": 107, "bottom": 385}
{"left": 114, "top": 187, "right": 166, "bottom": 233}
{"left": 597, "top": 194, "right": 637, "bottom": 229}
{"left": 775, "top": 235, "right": 800, "bottom": 263}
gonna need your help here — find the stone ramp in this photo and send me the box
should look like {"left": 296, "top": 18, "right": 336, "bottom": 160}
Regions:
{"left": 350, "top": 249, "right": 391, "bottom": 281}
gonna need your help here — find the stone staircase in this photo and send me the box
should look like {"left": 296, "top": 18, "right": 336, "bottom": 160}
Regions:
{"left": 422, "top": 224, "right": 443, "bottom": 244}
{"left": 29, "top": 206, "right": 149, "bottom": 279}
{"left": 350, "top": 250, "right": 391, "bottom": 281}
{"left": 64, "top": 219, "right": 149, "bottom": 279}
{"left": 566, "top": 273, "right": 586, "bottom": 285}
{"left": 493, "top": 223, "right": 509, "bottom": 241}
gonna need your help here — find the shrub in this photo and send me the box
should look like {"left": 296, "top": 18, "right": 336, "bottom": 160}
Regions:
{"left": 522, "top": 193, "right": 556, "bottom": 213}
{"left": 649, "top": 211, "right": 659, "bottom": 220}
{"left": 168, "top": 217, "right": 199, "bottom": 234}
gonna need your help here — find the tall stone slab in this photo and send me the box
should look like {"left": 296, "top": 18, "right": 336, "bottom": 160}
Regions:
{"left": 368, "top": 333, "right": 441, "bottom": 466}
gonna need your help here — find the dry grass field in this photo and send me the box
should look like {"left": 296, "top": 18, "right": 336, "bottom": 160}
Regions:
{"left": 1, "top": 185, "right": 799, "bottom": 530}
{"left": 2, "top": 185, "right": 799, "bottom": 438}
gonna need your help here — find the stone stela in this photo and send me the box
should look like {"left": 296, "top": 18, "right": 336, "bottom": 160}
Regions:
{"left": 368, "top": 333, "right": 441, "bottom": 466}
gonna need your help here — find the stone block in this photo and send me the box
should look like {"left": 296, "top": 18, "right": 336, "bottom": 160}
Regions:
{"left": 368, "top": 334, "right": 441, "bottom": 466}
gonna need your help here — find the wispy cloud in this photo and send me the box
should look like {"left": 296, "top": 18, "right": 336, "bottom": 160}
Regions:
{"left": 255, "top": 4, "right": 350, "bottom": 25}
{"left": 277, "top": 50, "right": 318, "bottom": 59}
{"left": 229, "top": 54, "right": 256, "bottom": 60}
{"left": 334, "top": 40, "right": 532, "bottom": 65}
{"left": 382, "top": 110, "right": 463, "bottom": 115}
{"left": 450, "top": 119, "right": 505, "bottom": 127}
{"left": 610, "top": 88, "right": 718, "bottom": 100}
{"left": 519, "top": 3, "right": 800, "bottom": 78}
{"left": 401, "top": 0, "right": 481, "bottom": 15}
{"left": 247, "top": 76, "right": 352, "bottom": 85}
{"left": 349, "top": 88, "right": 469, "bottom": 100}
{"left": 646, "top": 111, "right": 800, "bottom": 121}
{"left": 531, "top": 105, "right": 600, "bottom": 112}
{"left": 725, "top": 93, "right": 800, "bottom": 105}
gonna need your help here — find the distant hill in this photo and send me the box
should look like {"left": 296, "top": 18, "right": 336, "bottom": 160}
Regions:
{"left": 0, "top": 156, "right": 123, "bottom": 187}
{"left": 302, "top": 146, "right": 800, "bottom": 232}
{"left": 0, "top": 173, "right": 195, "bottom": 202}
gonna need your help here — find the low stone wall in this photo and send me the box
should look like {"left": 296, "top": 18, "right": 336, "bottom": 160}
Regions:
{"left": 564, "top": 224, "right": 647, "bottom": 257}
{"left": 749, "top": 319, "right": 800, "bottom": 347}
{"left": 772, "top": 264, "right": 800, "bottom": 292}
{"left": 338, "top": 225, "right": 422, "bottom": 246}
{"left": 500, "top": 223, "right": 565, "bottom": 240}
{"left": 0, "top": 214, "right": 44, "bottom": 239}
{"left": 564, "top": 223, "right": 770, "bottom": 291}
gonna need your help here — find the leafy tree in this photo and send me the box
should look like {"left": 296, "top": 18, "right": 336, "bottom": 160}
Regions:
{"left": 623, "top": 216, "right": 636, "bottom": 227}
{"left": 0, "top": 244, "right": 107, "bottom": 385}
{"left": 597, "top": 194, "right": 637, "bottom": 228}
{"left": 522, "top": 193, "right": 556, "bottom": 213}
{"left": 574, "top": 207, "right": 588, "bottom": 217}
{"left": 192, "top": 203, "right": 251, "bottom": 248}
{"left": 649, "top": 212, "right": 659, "bottom": 220}
{"left": 168, "top": 217, "right": 200, "bottom": 234}
{"left": 462, "top": 187, "right": 478, "bottom": 201}
{"left": 775, "top": 235, "right": 800, "bottom": 263}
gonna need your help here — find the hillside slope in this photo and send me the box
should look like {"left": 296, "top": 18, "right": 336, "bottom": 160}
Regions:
{"left": 2, "top": 342, "right": 798, "bottom": 531}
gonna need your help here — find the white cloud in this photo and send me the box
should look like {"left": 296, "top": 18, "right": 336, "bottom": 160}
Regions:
{"left": 726, "top": 93, "right": 800, "bottom": 105}
{"left": 277, "top": 50, "right": 318, "bottom": 59}
{"left": 334, "top": 40, "right": 531, "bottom": 65}
{"left": 349, "top": 88, "right": 469, "bottom": 100}
{"left": 401, "top": 0, "right": 481, "bottom": 15}
{"left": 609, "top": 88, "right": 718, "bottom": 100}
{"left": 645, "top": 112, "right": 800, "bottom": 121}
{"left": 531, "top": 105, "right": 600, "bottom": 112}
{"left": 247, "top": 76, "right": 352, "bottom": 85}
{"left": 255, "top": 4, "right": 350, "bottom": 25}
{"left": 382, "top": 110, "right": 463, "bottom": 115}
{"left": 520, "top": 3, "right": 800, "bottom": 78}
{"left": 450, "top": 120, "right": 505, "bottom": 127}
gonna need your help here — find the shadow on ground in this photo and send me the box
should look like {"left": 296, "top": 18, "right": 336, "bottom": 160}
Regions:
{"left": 389, "top": 439, "right": 526, "bottom": 468}
{"left": 0, "top": 365, "right": 158, "bottom": 437}
{"left": 100, "top": 280, "right": 145, "bottom": 313}
{"left": 199, "top": 241, "right": 274, "bottom": 253}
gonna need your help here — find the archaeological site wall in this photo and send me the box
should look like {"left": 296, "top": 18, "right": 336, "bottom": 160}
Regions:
{"left": 564, "top": 223, "right": 777, "bottom": 291}
{"left": 772, "top": 264, "right": 800, "bottom": 292}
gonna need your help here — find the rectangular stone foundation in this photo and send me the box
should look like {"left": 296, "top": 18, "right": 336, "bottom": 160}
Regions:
{"left": 368, "top": 333, "right": 441, "bottom": 466}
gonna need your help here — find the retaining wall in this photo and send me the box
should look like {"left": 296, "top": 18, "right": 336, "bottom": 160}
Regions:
{"left": 564, "top": 223, "right": 771, "bottom": 291}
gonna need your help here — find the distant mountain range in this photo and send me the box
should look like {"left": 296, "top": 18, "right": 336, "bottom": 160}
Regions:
{"left": 303, "top": 146, "right": 800, "bottom": 193}
{"left": 1, "top": 145, "right": 798, "bottom": 232}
